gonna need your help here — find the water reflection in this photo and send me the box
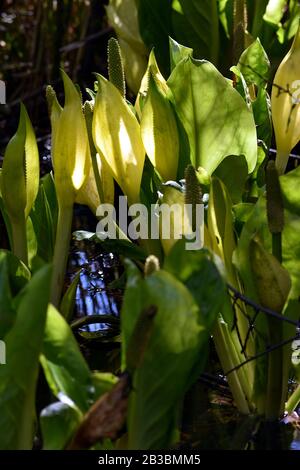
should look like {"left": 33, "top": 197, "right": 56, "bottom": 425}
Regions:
{"left": 68, "top": 238, "right": 123, "bottom": 334}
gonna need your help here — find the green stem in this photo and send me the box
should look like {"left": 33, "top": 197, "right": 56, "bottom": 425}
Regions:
{"left": 50, "top": 203, "right": 73, "bottom": 308}
{"left": 286, "top": 385, "right": 300, "bottom": 414}
{"left": 11, "top": 216, "right": 28, "bottom": 266}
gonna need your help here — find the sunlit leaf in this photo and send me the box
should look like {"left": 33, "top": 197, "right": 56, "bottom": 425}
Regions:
{"left": 168, "top": 57, "right": 257, "bottom": 174}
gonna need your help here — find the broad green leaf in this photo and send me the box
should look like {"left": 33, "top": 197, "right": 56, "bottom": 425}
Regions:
{"left": 213, "top": 155, "right": 248, "bottom": 204}
{"left": 169, "top": 37, "right": 193, "bottom": 71}
{"left": 237, "top": 38, "right": 270, "bottom": 88}
{"left": 93, "top": 74, "right": 145, "bottom": 205}
{"left": 173, "top": 0, "right": 219, "bottom": 64}
{"left": 164, "top": 241, "right": 227, "bottom": 329}
{"left": 124, "top": 270, "right": 209, "bottom": 449}
{"left": 0, "top": 265, "right": 51, "bottom": 450}
{"left": 41, "top": 304, "right": 92, "bottom": 413}
{"left": 40, "top": 402, "right": 82, "bottom": 450}
{"left": 167, "top": 57, "right": 257, "bottom": 174}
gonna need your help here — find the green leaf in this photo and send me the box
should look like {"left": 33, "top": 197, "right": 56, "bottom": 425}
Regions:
{"left": 280, "top": 165, "right": 300, "bottom": 217}
{"left": 121, "top": 260, "right": 144, "bottom": 370}
{"left": 167, "top": 57, "right": 257, "bottom": 175}
{"left": 41, "top": 173, "right": 58, "bottom": 226}
{"left": 41, "top": 304, "right": 93, "bottom": 413}
{"left": 237, "top": 38, "right": 270, "bottom": 88}
{"left": 0, "top": 265, "right": 51, "bottom": 450}
{"left": 60, "top": 270, "right": 81, "bottom": 322}
{"left": 173, "top": 0, "right": 219, "bottom": 63}
{"left": 92, "top": 372, "right": 118, "bottom": 397}
{"left": 123, "top": 269, "right": 209, "bottom": 449}
{"left": 218, "top": 0, "right": 233, "bottom": 38}
{"left": 40, "top": 402, "right": 82, "bottom": 450}
{"left": 30, "top": 183, "right": 55, "bottom": 263}
{"left": 164, "top": 241, "right": 226, "bottom": 329}
{"left": 213, "top": 155, "right": 248, "bottom": 204}
{"left": 207, "top": 177, "right": 238, "bottom": 285}
{"left": 0, "top": 249, "right": 30, "bottom": 294}
{"left": 0, "top": 250, "right": 31, "bottom": 339}
{"left": 263, "top": 0, "right": 287, "bottom": 25}
{"left": 0, "top": 255, "right": 15, "bottom": 338}
{"left": 169, "top": 37, "right": 193, "bottom": 71}
{"left": 252, "top": 88, "right": 272, "bottom": 148}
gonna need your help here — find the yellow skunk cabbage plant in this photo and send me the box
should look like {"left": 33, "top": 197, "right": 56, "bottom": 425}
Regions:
{"left": 48, "top": 70, "right": 91, "bottom": 307}
{"left": 93, "top": 74, "right": 145, "bottom": 206}
{"left": 272, "top": 22, "right": 300, "bottom": 175}
{"left": 1, "top": 103, "right": 39, "bottom": 265}
{"left": 76, "top": 100, "right": 114, "bottom": 213}
{"left": 140, "top": 70, "right": 179, "bottom": 182}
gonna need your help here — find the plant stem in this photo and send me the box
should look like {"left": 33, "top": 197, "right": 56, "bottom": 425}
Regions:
{"left": 11, "top": 216, "right": 28, "bottom": 266}
{"left": 50, "top": 203, "right": 73, "bottom": 308}
{"left": 286, "top": 385, "right": 300, "bottom": 414}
